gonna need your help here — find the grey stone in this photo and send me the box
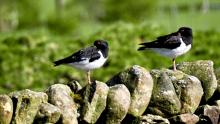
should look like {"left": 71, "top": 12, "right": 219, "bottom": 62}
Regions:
{"left": 169, "top": 113, "right": 199, "bottom": 124}
{"left": 81, "top": 81, "right": 109, "bottom": 123}
{"left": 215, "top": 100, "right": 220, "bottom": 109}
{"left": 34, "top": 103, "right": 61, "bottom": 124}
{"left": 148, "top": 69, "right": 203, "bottom": 117}
{"left": 0, "top": 95, "right": 13, "bottom": 124}
{"left": 133, "top": 114, "right": 170, "bottom": 124}
{"left": 106, "top": 84, "right": 130, "bottom": 124}
{"left": 196, "top": 105, "right": 220, "bottom": 124}
{"left": 148, "top": 69, "right": 181, "bottom": 116}
{"left": 107, "top": 65, "right": 153, "bottom": 116}
{"left": 9, "top": 89, "right": 48, "bottom": 124}
{"left": 177, "top": 74, "right": 203, "bottom": 113}
{"left": 46, "top": 84, "right": 78, "bottom": 124}
{"left": 177, "top": 60, "right": 217, "bottom": 101}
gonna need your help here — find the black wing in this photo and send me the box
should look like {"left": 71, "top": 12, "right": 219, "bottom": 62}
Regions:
{"left": 138, "top": 32, "right": 181, "bottom": 50}
{"left": 53, "top": 46, "right": 101, "bottom": 66}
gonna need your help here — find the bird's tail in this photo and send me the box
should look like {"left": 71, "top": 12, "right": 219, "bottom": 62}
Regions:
{"left": 137, "top": 42, "right": 150, "bottom": 51}
{"left": 53, "top": 59, "right": 66, "bottom": 66}
{"left": 137, "top": 46, "right": 147, "bottom": 51}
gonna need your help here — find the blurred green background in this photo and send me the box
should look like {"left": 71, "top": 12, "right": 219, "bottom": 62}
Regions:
{"left": 0, "top": 0, "right": 220, "bottom": 93}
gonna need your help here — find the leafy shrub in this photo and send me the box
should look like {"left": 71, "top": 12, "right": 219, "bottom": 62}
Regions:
{"left": 0, "top": 22, "right": 219, "bottom": 93}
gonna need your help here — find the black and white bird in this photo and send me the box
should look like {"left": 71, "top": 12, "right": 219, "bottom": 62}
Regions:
{"left": 138, "top": 27, "right": 193, "bottom": 71}
{"left": 53, "top": 40, "right": 109, "bottom": 84}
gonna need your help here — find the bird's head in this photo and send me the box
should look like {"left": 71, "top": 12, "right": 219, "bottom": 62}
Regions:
{"left": 178, "top": 27, "right": 193, "bottom": 37}
{"left": 94, "top": 40, "right": 108, "bottom": 49}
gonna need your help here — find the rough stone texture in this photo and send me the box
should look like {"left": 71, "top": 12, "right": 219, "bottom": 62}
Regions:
{"left": 133, "top": 114, "right": 170, "bottom": 124}
{"left": 196, "top": 105, "right": 220, "bottom": 124}
{"left": 2, "top": 63, "right": 220, "bottom": 124}
{"left": 148, "top": 69, "right": 203, "bottom": 117}
{"left": 169, "top": 113, "right": 199, "bottom": 124}
{"left": 0, "top": 95, "right": 13, "bottom": 124}
{"left": 34, "top": 103, "right": 61, "bottom": 124}
{"left": 205, "top": 105, "right": 220, "bottom": 124}
{"left": 106, "top": 84, "right": 130, "bottom": 124}
{"left": 46, "top": 84, "right": 78, "bottom": 124}
{"left": 107, "top": 65, "right": 153, "bottom": 116}
{"left": 177, "top": 60, "right": 217, "bottom": 101}
{"left": 81, "top": 81, "right": 109, "bottom": 123}
{"left": 9, "top": 89, "right": 48, "bottom": 124}
{"left": 148, "top": 69, "right": 181, "bottom": 117}
{"left": 177, "top": 75, "right": 203, "bottom": 113}
{"left": 215, "top": 100, "right": 220, "bottom": 109}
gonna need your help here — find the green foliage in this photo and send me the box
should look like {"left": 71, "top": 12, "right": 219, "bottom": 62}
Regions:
{"left": 102, "top": 0, "right": 158, "bottom": 22}
{"left": 0, "top": 22, "right": 220, "bottom": 93}
{"left": 0, "top": 0, "right": 220, "bottom": 93}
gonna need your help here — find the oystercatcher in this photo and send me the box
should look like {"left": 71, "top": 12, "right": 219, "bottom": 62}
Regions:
{"left": 54, "top": 40, "right": 109, "bottom": 84}
{"left": 138, "top": 27, "right": 193, "bottom": 71}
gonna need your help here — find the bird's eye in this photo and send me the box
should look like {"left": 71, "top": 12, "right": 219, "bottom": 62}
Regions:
{"left": 97, "top": 41, "right": 101, "bottom": 44}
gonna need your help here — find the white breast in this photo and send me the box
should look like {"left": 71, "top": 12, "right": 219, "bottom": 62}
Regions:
{"left": 69, "top": 51, "right": 107, "bottom": 71}
{"left": 152, "top": 38, "right": 191, "bottom": 58}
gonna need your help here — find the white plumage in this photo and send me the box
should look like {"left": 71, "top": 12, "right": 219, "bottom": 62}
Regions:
{"left": 68, "top": 51, "right": 107, "bottom": 71}
{"left": 151, "top": 38, "right": 191, "bottom": 58}
{"left": 138, "top": 27, "right": 193, "bottom": 71}
{"left": 53, "top": 40, "right": 109, "bottom": 84}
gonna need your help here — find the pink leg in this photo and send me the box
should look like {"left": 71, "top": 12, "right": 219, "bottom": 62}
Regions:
{"left": 173, "top": 58, "right": 176, "bottom": 71}
{"left": 86, "top": 70, "right": 91, "bottom": 84}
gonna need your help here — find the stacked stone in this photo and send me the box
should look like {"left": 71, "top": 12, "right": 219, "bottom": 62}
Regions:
{"left": 0, "top": 60, "right": 220, "bottom": 124}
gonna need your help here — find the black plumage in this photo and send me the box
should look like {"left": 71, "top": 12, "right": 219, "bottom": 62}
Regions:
{"left": 138, "top": 27, "right": 193, "bottom": 71}
{"left": 138, "top": 27, "right": 192, "bottom": 50}
{"left": 53, "top": 40, "right": 109, "bottom": 84}
{"left": 138, "top": 34, "right": 181, "bottom": 50}
{"left": 54, "top": 46, "right": 101, "bottom": 66}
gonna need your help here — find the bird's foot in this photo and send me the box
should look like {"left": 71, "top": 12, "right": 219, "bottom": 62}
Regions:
{"left": 88, "top": 79, "right": 96, "bottom": 85}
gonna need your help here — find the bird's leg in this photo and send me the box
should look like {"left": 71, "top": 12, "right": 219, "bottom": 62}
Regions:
{"left": 86, "top": 70, "right": 91, "bottom": 84}
{"left": 173, "top": 58, "right": 176, "bottom": 71}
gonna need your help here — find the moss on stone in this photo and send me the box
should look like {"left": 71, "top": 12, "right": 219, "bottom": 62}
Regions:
{"left": 106, "top": 84, "right": 130, "bottom": 124}
{"left": 9, "top": 89, "right": 48, "bottom": 124}
{"left": 177, "top": 60, "right": 217, "bottom": 101}
{"left": 0, "top": 95, "right": 13, "bottom": 124}
{"left": 107, "top": 65, "right": 153, "bottom": 117}
{"left": 149, "top": 69, "right": 203, "bottom": 117}
{"left": 81, "top": 81, "right": 109, "bottom": 123}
